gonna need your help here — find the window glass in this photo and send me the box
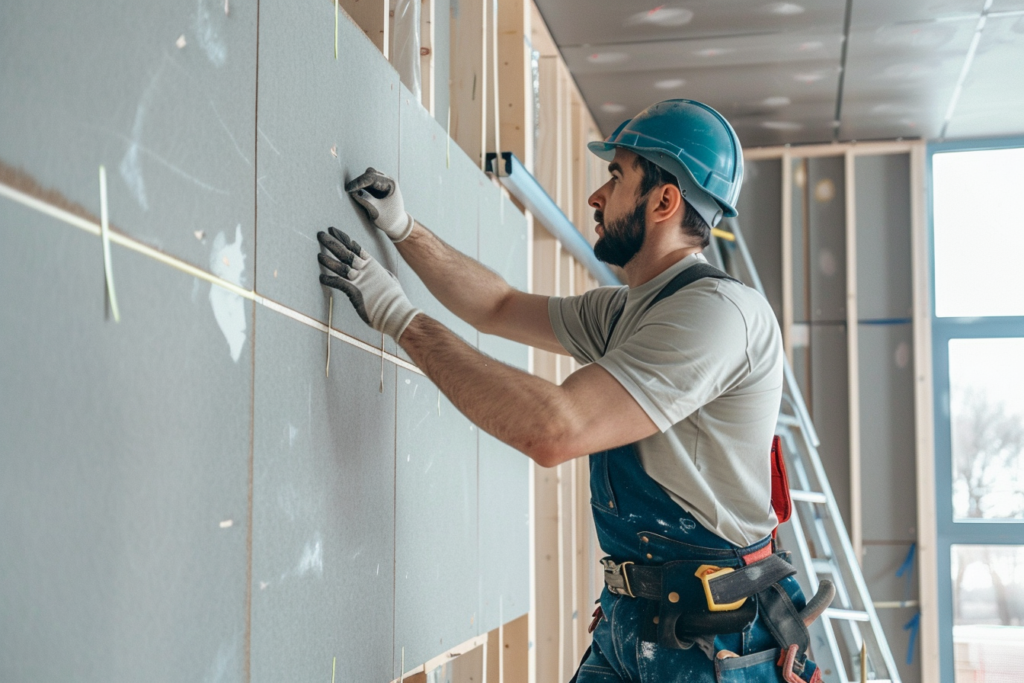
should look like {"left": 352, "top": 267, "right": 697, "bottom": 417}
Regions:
{"left": 933, "top": 147, "right": 1024, "bottom": 317}
{"left": 949, "top": 338, "right": 1024, "bottom": 520}
{"left": 951, "top": 545, "right": 1024, "bottom": 682}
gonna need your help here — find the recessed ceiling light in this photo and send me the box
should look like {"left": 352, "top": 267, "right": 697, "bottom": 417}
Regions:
{"left": 587, "top": 52, "right": 629, "bottom": 64}
{"left": 764, "top": 2, "right": 805, "bottom": 15}
{"left": 655, "top": 78, "right": 686, "bottom": 89}
{"left": 601, "top": 102, "right": 627, "bottom": 114}
{"left": 762, "top": 96, "right": 791, "bottom": 107}
{"left": 761, "top": 120, "right": 803, "bottom": 131}
{"left": 627, "top": 6, "right": 695, "bottom": 27}
{"left": 793, "top": 72, "right": 823, "bottom": 83}
{"left": 694, "top": 47, "right": 734, "bottom": 57}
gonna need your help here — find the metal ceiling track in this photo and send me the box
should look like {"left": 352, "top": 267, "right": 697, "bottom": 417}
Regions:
{"left": 715, "top": 218, "right": 903, "bottom": 683}
{"left": 486, "top": 151, "right": 622, "bottom": 287}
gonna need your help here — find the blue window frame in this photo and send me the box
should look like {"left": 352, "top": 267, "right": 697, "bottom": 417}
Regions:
{"left": 929, "top": 136, "right": 1024, "bottom": 683}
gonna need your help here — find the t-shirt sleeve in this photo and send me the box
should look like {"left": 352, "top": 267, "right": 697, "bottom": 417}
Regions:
{"left": 548, "top": 286, "right": 626, "bottom": 365}
{"left": 595, "top": 286, "right": 752, "bottom": 432}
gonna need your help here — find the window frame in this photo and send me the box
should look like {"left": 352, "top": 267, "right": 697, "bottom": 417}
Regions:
{"left": 929, "top": 136, "right": 1024, "bottom": 683}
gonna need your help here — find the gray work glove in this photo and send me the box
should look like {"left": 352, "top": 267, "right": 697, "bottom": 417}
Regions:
{"left": 317, "top": 227, "right": 421, "bottom": 340}
{"left": 345, "top": 167, "right": 415, "bottom": 243}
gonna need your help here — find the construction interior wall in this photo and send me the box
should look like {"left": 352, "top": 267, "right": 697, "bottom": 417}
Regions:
{"left": 0, "top": 2, "right": 531, "bottom": 681}
{"left": 738, "top": 146, "right": 923, "bottom": 683}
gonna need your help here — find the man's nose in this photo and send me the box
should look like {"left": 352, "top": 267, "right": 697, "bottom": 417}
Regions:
{"left": 588, "top": 188, "right": 604, "bottom": 211}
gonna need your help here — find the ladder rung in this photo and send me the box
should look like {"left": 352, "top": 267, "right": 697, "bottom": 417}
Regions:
{"left": 777, "top": 414, "right": 802, "bottom": 427}
{"left": 789, "top": 489, "right": 828, "bottom": 503}
{"left": 824, "top": 608, "right": 871, "bottom": 622}
{"left": 812, "top": 559, "right": 835, "bottom": 574}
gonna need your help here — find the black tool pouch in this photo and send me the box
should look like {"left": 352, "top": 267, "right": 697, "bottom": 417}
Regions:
{"left": 656, "top": 559, "right": 758, "bottom": 649}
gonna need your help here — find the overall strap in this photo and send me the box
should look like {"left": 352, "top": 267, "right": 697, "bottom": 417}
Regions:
{"left": 603, "top": 262, "right": 742, "bottom": 354}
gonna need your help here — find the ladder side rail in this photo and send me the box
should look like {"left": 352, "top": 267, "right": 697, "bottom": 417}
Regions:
{"left": 778, "top": 503, "right": 848, "bottom": 683}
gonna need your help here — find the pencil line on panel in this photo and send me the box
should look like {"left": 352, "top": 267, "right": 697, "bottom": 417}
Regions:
{"left": 0, "top": 179, "right": 425, "bottom": 376}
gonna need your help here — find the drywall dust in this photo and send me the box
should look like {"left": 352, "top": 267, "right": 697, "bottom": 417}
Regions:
{"left": 208, "top": 224, "right": 247, "bottom": 361}
{"left": 195, "top": 0, "right": 228, "bottom": 67}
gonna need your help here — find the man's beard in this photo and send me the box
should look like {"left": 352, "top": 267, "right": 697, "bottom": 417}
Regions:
{"left": 593, "top": 199, "right": 647, "bottom": 268}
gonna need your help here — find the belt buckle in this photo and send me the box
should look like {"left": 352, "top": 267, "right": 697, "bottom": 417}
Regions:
{"left": 694, "top": 564, "right": 746, "bottom": 612}
{"left": 601, "top": 559, "right": 636, "bottom": 598}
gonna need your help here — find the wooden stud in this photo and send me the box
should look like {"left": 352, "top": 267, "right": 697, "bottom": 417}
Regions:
{"left": 339, "top": 0, "right": 389, "bottom": 56}
{"left": 449, "top": 0, "right": 488, "bottom": 167}
{"left": 419, "top": 0, "right": 435, "bottom": 114}
{"left": 910, "top": 141, "right": 939, "bottom": 683}
{"left": 844, "top": 150, "right": 863, "bottom": 566}
{"left": 497, "top": 0, "right": 533, "bottom": 169}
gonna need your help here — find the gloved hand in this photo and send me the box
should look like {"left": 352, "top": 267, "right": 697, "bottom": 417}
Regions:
{"left": 317, "top": 227, "right": 421, "bottom": 340}
{"left": 345, "top": 167, "right": 415, "bottom": 243}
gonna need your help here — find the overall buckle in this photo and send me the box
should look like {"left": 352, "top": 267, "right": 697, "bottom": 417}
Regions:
{"left": 601, "top": 558, "right": 636, "bottom": 598}
{"left": 695, "top": 565, "right": 747, "bottom": 612}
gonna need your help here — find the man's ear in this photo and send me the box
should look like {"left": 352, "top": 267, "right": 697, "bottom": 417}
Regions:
{"left": 650, "top": 182, "right": 684, "bottom": 225}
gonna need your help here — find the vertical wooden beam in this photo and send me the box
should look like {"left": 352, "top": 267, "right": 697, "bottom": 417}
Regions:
{"left": 497, "top": 0, "right": 533, "bottom": 169}
{"left": 844, "top": 151, "right": 862, "bottom": 566}
{"left": 449, "top": 0, "right": 488, "bottom": 166}
{"left": 910, "top": 141, "right": 939, "bottom": 683}
{"left": 419, "top": 0, "right": 435, "bottom": 114}
{"left": 781, "top": 150, "right": 794, "bottom": 365}
{"left": 536, "top": 57, "right": 561, "bottom": 203}
{"left": 339, "top": 0, "right": 389, "bottom": 55}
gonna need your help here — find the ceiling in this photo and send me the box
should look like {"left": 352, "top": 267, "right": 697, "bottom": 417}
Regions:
{"left": 534, "top": 0, "right": 1024, "bottom": 148}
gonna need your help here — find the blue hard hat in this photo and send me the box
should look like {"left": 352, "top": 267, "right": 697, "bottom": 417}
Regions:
{"left": 588, "top": 99, "right": 743, "bottom": 227}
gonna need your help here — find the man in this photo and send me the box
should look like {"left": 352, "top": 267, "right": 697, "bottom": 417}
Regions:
{"left": 316, "top": 100, "right": 829, "bottom": 682}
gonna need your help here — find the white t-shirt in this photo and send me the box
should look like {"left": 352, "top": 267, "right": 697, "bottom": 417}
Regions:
{"left": 548, "top": 253, "right": 784, "bottom": 546}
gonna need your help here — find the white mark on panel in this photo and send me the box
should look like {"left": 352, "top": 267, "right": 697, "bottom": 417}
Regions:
{"left": 295, "top": 532, "right": 324, "bottom": 577}
{"left": 195, "top": 0, "right": 228, "bottom": 67}
{"left": 208, "top": 225, "right": 247, "bottom": 361}
{"left": 219, "top": 519, "right": 233, "bottom": 528}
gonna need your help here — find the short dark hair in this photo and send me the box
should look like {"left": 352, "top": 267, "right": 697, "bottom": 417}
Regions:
{"left": 632, "top": 155, "right": 711, "bottom": 248}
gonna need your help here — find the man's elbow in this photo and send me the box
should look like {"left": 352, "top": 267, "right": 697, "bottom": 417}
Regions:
{"left": 519, "top": 422, "right": 583, "bottom": 468}
{"left": 474, "top": 288, "right": 515, "bottom": 335}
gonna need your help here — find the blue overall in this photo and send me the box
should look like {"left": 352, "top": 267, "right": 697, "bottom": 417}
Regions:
{"left": 574, "top": 442, "right": 810, "bottom": 683}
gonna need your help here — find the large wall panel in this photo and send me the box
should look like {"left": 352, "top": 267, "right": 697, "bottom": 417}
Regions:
{"left": 395, "top": 369, "right": 479, "bottom": 671}
{"left": 255, "top": 0, "right": 402, "bottom": 353}
{"left": 0, "top": 205, "right": 251, "bottom": 682}
{"left": 477, "top": 186, "right": 531, "bottom": 632}
{"left": 0, "top": 0, "right": 257, "bottom": 275}
{"left": 250, "top": 308, "right": 396, "bottom": 683}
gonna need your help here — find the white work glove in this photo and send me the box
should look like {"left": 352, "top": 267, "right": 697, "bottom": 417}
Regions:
{"left": 317, "top": 227, "right": 421, "bottom": 340}
{"left": 345, "top": 167, "right": 415, "bottom": 243}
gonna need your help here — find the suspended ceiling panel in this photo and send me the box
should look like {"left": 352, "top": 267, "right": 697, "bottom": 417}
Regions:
{"left": 536, "top": 0, "right": 1024, "bottom": 147}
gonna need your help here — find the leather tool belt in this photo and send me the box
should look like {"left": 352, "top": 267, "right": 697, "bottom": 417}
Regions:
{"left": 601, "top": 552, "right": 800, "bottom": 648}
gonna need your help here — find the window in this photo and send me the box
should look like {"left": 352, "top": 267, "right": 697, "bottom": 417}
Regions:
{"left": 931, "top": 138, "right": 1024, "bottom": 683}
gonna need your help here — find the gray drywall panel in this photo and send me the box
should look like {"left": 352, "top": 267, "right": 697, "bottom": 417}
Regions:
{"left": 855, "top": 154, "right": 912, "bottom": 322}
{"left": 858, "top": 324, "right": 917, "bottom": 542}
{"left": 810, "top": 323, "right": 851, "bottom": 530}
{"left": 398, "top": 85, "right": 480, "bottom": 350}
{"left": 477, "top": 184, "right": 530, "bottom": 632}
{"left": 735, "top": 158, "right": 784, "bottom": 324}
{"left": 250, "top": 308, "right": 396, "bottom": 683}
{"left": 395, "top": 369, "right": 479, "bottom": 669}
{"left": 255, "top": 1, "right": 400, "bottom": 353}
{"left": 0, "top": 203, "right": 250, "bottom": 683}
{"left": 0, "top": 0, "right": 256, "bottom": 275}
{"left": 807, "top": 156, "right": 847, "bottom": 323}
{"left": 478, "top": 184, "right": 530, "bottom": 370}
{"left": 477, "top": 432, "right": 531, "bottom": 632}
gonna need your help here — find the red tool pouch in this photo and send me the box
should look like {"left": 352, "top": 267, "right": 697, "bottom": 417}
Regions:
{"left": 770, "top": 435, "right": 793, "bottom": 535}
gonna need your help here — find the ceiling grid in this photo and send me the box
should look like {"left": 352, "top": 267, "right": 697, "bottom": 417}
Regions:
{"left": 535, "top": 0, "right": 1024, "bottom": 147}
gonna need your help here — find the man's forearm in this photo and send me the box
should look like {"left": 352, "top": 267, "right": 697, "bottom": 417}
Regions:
{"left": 395, "top": 222, "right": 512, "bottom": 330}
{"left": 398, "top": 313, "right": 571, "bottom": 466}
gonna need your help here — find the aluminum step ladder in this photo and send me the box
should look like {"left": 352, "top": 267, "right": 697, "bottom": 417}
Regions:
{"left": 708, "top": 219, "right": 903, "bottom": 683}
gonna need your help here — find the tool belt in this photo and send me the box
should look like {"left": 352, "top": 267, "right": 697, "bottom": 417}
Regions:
{"left": 601, "top": 550, "right": 835, "bottom": 680}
